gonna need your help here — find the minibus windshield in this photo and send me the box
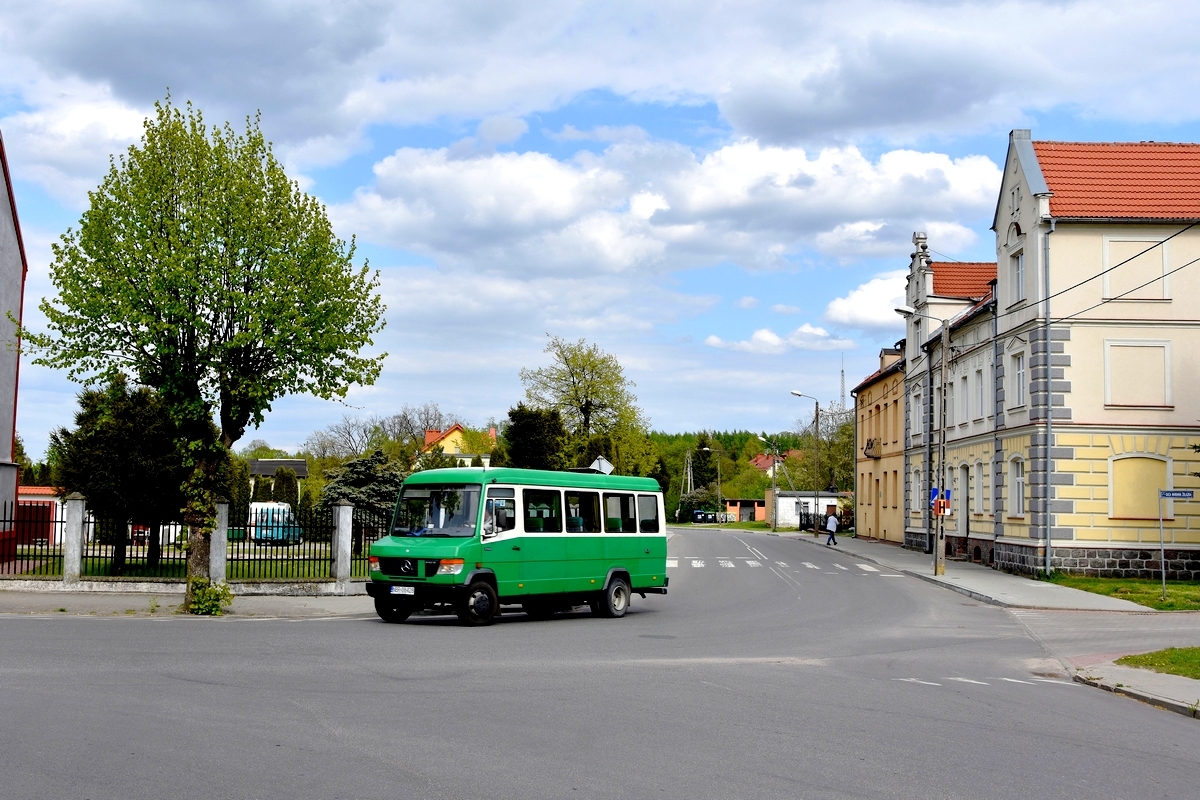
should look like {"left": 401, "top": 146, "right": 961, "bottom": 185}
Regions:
{"left": 392, "top": 485, "right": 480, "bottom": 537}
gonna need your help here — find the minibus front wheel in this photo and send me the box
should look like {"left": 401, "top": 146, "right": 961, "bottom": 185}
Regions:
{"left": 374, "top": 597, "right": 412, "bottom": 624}
{"left": 457, "top": 581, "right": 498, "bottom": 626}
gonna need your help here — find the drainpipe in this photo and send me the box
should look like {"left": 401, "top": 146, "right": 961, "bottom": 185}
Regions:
{"left": 991, "top": 281, "right": 1001, "bottom": 569}
{"left": 925, "top": 339, "right": 934, "bottom": 555}
{"left": 1043, "top": 218, "right": 1056, "bottom": 575}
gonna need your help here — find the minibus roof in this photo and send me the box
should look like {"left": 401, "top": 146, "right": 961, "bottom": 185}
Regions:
{"left": 403, "top": 467, "right": 661, "bottom": 492}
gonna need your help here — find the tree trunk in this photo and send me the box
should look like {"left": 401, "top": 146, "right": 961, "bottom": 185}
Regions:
{"left": 184, "top": 526, "right": 211, "bottom": 608}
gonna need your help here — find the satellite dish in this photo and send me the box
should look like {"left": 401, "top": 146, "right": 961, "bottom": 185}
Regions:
{"left": 590, "top": 456, "right": 615, "bottom": 475}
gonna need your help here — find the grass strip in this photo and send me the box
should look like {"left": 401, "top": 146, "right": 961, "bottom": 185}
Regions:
{"left": 1115, "top": 647, "right": 1200, "bottom": 680}
{"left": 1041, "top": 573, "right": 1200, "bottom": 611}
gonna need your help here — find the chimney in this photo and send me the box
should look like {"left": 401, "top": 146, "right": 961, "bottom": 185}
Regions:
{"left": 488, "top": 426, "right": 497, "bottom": 442}
{"left": 424, "top": 429, "right": 441, "bottom": 447}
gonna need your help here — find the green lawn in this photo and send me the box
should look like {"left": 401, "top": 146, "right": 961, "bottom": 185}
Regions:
{"left": 1115, "top": 647, "right": 1200, "bottom": 680}
{"left": 1041, "top": 573, "right": 1200, "bottom": 610}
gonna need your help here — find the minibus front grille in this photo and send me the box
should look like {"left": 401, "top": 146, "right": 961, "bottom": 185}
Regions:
{"left": 424, "top": 560, "right": 440, "bottom": 577}
{"left": 378, "top": 557, "right": 419, "bottom": 577}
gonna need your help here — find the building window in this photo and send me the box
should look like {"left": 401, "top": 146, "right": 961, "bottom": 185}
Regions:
{"left": 1010, "top": 185, "right": 1020, "bottom": 217}
{"left": 1011, "top": 353, "right": 1026, "bottom": 407}
{"left": 960, "top": 376, "right": 968, "bottom": 424}
{"left": 893, "top": 471, "right": 899, "bottom": 508}
{"left": 975, "top": 369, "right": 985, "bottom": 419}
{"left": 912, "top": 469, "right": 922, "bottom": 513}
{"left": 945, "top": 383, "right": 954, "bottom": 426}
{"left": 1009, "top": 457, "right": 1025, "bottom": 517}
{"left": 1011, "top": 252, "right": 1025, "bottom": 303}
{"left": 975, "top": 461, "right": 985, "bottom": 513}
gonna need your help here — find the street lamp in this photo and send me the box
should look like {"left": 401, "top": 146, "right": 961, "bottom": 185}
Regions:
{"left": 757, "top": 434, "right": 780, "bottom": 531}
{"left": 896, "top": 305, "right": 950, "bottom": 577}
{"left": 701, "top": 444, "right": 723, "bottom": 522}
{"left": 791, "top": 391, "right": 820, "bottom": 533}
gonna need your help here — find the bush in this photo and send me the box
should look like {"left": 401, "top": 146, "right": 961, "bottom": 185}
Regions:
{"left": 186, "top": 578, "right": 234, "bottom": 615}
{"left": 678, "top": 487, "right": 719, "bottom": 521}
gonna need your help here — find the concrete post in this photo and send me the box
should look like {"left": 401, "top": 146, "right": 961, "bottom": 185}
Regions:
{"left": 211, "top": 499, "right": 229, "bottom": 584}
{"left": 62, "top": 493, "right": 85, "bottom": 585}
{"left": 333, "top": 500, "right": 353, "bottom": 590}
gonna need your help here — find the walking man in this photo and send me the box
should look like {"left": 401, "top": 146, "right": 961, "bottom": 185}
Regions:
{"left": 824, "top": 509, "right": 838, "bottom": 546}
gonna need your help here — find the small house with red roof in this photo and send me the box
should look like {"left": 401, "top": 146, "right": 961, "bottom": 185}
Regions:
{"left": 421, "top": 425, "right": 498, "bottom": 467}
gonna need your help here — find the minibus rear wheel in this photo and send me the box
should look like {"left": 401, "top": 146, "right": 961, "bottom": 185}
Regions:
{"left": 374, "top": 597, "right": 412, "bottom": 623}
{"left": 592, "top": 576, "right": 630, "bottom": 618}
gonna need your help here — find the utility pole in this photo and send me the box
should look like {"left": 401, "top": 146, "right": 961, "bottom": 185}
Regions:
{"left": 935, "top": 323, "right": 949, "bottom": 577}
{"left": 814, "top": 400, "right": 821, "bottom": 524}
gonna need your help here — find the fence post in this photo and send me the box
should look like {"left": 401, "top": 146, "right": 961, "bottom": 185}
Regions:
{"left": 211, "top": 499, "right": 229, "bottom": 584}
{"left": 333, "top": 500, "right": 353, "bottom": 590}
{"left": 62, "top": 493, "right": 85, "bottom": 585}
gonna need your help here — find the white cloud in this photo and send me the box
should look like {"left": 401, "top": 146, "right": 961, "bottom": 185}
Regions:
{"left": 477, "top": 115, "right": 529, "bottom": 144}
{"left": 771, "top": 303, "right": 801, "bottom": 314}
{"left": 737, "top": 296, "right": 759, "bottom": 309}
{"left": 824, "top": 269, "right": 908, "bottom": 331}
{"left": 335, "top": 140, "right": 1000, "bottom": 275}
{"left": 705, "top": 323, "right": 854, "bottom": 354}
{"left": 547, "top": 124, "right": 648, "bottom": 143}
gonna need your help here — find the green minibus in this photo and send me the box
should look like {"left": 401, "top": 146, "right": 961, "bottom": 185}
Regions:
{"left": 365, "top": 467, "right": 669, "bottom": 625}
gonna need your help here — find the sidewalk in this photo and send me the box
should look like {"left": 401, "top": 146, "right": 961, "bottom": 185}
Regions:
{"left": 0, "top": 588, "right": 376, "bottom": 619}
{"left": 782, "top": 531, "right": 1149, "bottom": 611}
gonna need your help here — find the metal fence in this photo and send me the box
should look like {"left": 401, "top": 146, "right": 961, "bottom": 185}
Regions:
{"left": 226, "top": 505, "right": 336, "bottom": 581}
{"left": 351, "top": 507, "right": 390, "bottom": 579}
{"left": 80, "top": 518, "right": 190, "bottom": 579}
{"left": 0, "top": 501, "right": 66, "bottom": 577}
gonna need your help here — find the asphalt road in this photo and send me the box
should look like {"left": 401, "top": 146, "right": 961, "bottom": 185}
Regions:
{"left": 2, "top": 528, "right": 1198, "bottom": 799}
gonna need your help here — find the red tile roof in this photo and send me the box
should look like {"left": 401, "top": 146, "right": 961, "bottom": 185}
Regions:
{"left": 1032, "top": 141, "right": 1200, "bottom": 219}
{"left": 930, "top": 262, "right": 996, "bottom": 298}
{"left": 18, "top": 486, "right": 58, "bottom": 496}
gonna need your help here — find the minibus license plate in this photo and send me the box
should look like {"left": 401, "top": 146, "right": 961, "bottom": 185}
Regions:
{"left": 390, "top": 586, "right": 415, "bottom": 595}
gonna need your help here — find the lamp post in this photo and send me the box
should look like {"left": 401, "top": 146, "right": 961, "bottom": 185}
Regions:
{"left": 701, "top": 444, "right": 723, "bottom": 521}
{"left": 791, "top": 391, "right": 820, "bottom": 533}
{"left": 896, "top": 306, "right": 950, "bottom": 577}
{"left": 757, "top": 435, "right": 780, "bottom": 531}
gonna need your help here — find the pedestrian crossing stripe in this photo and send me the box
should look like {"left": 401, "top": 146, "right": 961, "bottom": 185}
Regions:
{"left": 691, "top": 560, "right": 705, "bottom": 568}
{"left": 803, "top": 562, "right": 819, "bottom": 569}
{"left": 746, "top": 560, "right": 762, "bottom": 567}
{"left": 833, "top": 564, "right": 848, "bottom": 570}
{"left": 719, "top": 560, "right": 735, "bottom": 568}
{"left": 856, "top": 564, "right": 879, "bottom": 572}
{"left": 666, "top": 559, "right": 678, "bottom": 568}
{"left": 775, "top": 561, "right": 789, "bottom": 567}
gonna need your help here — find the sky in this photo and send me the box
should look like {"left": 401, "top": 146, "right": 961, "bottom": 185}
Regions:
{"left": 5, "top": 0, "right": 1200, "bottom": 458}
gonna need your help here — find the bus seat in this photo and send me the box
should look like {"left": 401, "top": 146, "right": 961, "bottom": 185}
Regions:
{"left": 567, "top": 516, "right": 584, "bottom": 532}
{"left": 527, "top": 518, "right": 544, "bottom": 532}
{"left": 606, "top": 517, "right": 623, "bottom": 532}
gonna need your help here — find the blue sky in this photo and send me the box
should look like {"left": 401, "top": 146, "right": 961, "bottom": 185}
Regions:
{"left": 4, "top": 0, "right": 1200, "bottom": 458}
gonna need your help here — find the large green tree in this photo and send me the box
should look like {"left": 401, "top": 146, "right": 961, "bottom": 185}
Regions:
{"left": 24, "top": 99, "right": 385, "bottom": 600}
{"left": 504, "top": 404, "right": 567, "bottom": 470}
{"left": 518, "top": 336, "right": 652, "bottom": 473}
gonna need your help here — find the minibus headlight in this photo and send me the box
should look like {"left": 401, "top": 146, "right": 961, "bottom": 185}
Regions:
{"left": 368, "top": 556, "right": 381, "bottom": 574}
{"left": 436, "top": 558, "right": 464, "bottom": 575}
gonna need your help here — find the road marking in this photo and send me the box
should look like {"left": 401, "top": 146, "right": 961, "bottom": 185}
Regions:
{"left": 1001, "top": 678, "right": 1036, "bottom": 685}
{"left": 856, "top": 564, "right": 879, "bottom": 572}
{"left": 1032, "top": 679, "right": 1077, "bottom": 686}
{"left": 803, "top": 562, "right": 820, "bottom": 569}
{"left": 746, "top": 560, "right": 762, "bottom": 567}
{"left": 666, "top": 559, "right": 678, "bottom": 568}
{"left": 719, "top": 560, "right": 735, "bottom": 568}
{"left": 880, "top": 574, "right": 904, "bottom": 577}
{"left": 833, "top": 564, "right": 848, "bottom": 570}
{"left": 893, "top": 678, "right": 942, "bottom": 686}
{"left": 775, "top": 561, "right": 789, "bottom": 568}
{"left": 945, "top": 677, "right": 990, "bottom": 685}
{"left": 691, "top": 560, "right": 705, "bottom": 568}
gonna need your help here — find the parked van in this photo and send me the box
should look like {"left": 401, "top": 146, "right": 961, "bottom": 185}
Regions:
{"left": 366, "top": 467, "right": 668, "bottom": 626}
{"left": 248, "top": 502, "right": 304, "bottom": 546}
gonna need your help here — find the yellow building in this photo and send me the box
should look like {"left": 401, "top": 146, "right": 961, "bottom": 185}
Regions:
{"left": 422, "top": 425, "right": 498, "bottom": 466}
{"left": 897, "top": 130, "right": 1200, "bottom": 577}
{"left": 852, "top": 348, "right": 906, "bottom": 542}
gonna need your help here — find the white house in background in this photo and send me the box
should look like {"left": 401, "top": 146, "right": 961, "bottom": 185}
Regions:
{"left": 0, "top": 130, "right": 28, "bottom": 511}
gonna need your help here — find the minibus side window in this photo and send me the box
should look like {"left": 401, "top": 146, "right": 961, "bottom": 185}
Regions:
{"left": 523, "top": 489, "right": 563, "bottom": 533}
{"left": 637, "top": 495, "right": 660, "bottom": 533}
{"left": 485, "top": 488, "right": 516, "bottom": 536}
{"left": 603, "top": 493, "right": 636, "bottom": 533}
{"left": 564, "top": 491, "right": 601, "bottom": 533}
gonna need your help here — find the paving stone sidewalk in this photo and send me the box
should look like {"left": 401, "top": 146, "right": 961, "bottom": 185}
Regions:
{"left": 0, "top": 588, "right": 376, "bottom": 618}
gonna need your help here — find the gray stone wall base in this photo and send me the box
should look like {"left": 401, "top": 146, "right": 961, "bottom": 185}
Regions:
{"left": 0, "top": 579, "right": 369, "bottom": 596}
{"left": 903, "top": 528, "right": 928, "bottom": 551}
{"left": 994, "top": 540, "right": 1200, "bottom": 578}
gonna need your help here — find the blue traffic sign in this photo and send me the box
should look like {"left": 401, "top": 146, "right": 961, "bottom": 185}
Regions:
{"left": 1160, "top": 490, "right": 1194, "bottom": 499}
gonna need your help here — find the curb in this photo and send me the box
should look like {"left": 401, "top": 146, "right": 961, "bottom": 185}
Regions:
{"left": 1073, "top": 673, "right": 1200, "bottom": 720}
{"left": 0, "top": 579, "right": 368, "bottom": 596}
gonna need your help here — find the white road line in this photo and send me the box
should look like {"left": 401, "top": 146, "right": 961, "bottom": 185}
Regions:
{"left": 719, "top": 560, "right": 735, "bottom": 568}
{"left": 775, "top": 561, "right": 789, "bottom": 568}
{"left": 945, "top": 677, "right": 990, "bottom": 685}
{"left": 1032, "top": 679, "right": 1077, "bottom": 686}
{"left": 691, "top": 560, "right": 705, "bottom": 568}
{"left": 803, "top": 562, "right": 820, "bottom": 569}
{"left": 1001, "top": 678, "right": 1036, "bottom": 685}
{"left": 666, "top": 559, "right": 679, "bottom": 568}
{"left": 893, "top": 678, "right": 942, "bottom": 686}
{"left": 833, "top": 564, "right": 848, "bottom": 571}
{"left": 746, "top": 560, "right": 762, "bottom": 567}
{"left": 856, "top": 564, "right": 879, "bottom": 572}
{"left": 880, "top": 574, "right": 904, "bottom": 577}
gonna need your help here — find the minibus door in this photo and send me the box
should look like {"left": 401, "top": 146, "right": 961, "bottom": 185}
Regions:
{"left": 482, "top": 488, "right": 521, "bottom": 596}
